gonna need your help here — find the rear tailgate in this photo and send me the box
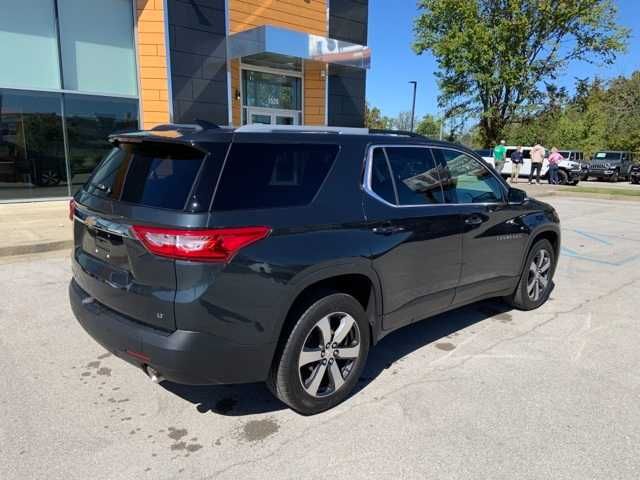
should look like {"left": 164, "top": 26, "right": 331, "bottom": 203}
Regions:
{"left": 72, "top": 139, "right": 225, "bottom": 331}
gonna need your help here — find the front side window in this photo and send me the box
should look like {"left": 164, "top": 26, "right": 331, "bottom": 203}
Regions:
{"left": 434, "top": 149, "right": 505, "bottom": 204}
{"left": 384, "top": 147, "right": 444, "bottom": 205}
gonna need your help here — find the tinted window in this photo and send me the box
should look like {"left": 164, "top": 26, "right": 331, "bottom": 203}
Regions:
{"left": 435, "top": 149, "right": 504, "bottom": 204}
{"left": 85, "top": 143, "right": 204, "bottom": 210}
{"left": 370, "top": 148, "right": 396, "bottom": 204}
{"left": 0, "top": 89, "right": 67, "bottom": 200}
{"left": 65, "top": 94, "right": 138, "bottom": 193}
{"left": 384, "top": 147, "right": 443, "bottom": 205}
{"left": 213, "top": 143, "right": 338, "bottom": 210}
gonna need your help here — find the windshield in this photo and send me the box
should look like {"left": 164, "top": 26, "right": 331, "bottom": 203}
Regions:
{"left": 594, "top": 152, "right": 622, "bottom": 161}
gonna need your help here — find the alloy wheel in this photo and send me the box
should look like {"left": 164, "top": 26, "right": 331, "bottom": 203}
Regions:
{"left": 298, "top": 312, "right": 361, "bottom": 398}
{"left": 527, "top": 249, "right": 552, "bottom": 301}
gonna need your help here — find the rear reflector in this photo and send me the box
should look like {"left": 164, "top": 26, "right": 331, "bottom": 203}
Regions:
{"left": 126, "top": 349, "right": 151, "bottom": 363}
{"left": 69, "top": 199, "right": 76, "bottom": 221}
{"left": 131, "top": 225, "right": 271, "bottom": 262}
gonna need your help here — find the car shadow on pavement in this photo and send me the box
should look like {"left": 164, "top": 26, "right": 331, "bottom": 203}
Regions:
{"left": 353, "top": 299, "right": 514, "bottom": 396}
{"left": 161, "top": 299, "right": 514, "bottom": 417}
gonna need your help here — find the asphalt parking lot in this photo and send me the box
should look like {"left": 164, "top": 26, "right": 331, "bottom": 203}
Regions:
{"left": 2, "top": 195, "right": 640, "bottom": 480}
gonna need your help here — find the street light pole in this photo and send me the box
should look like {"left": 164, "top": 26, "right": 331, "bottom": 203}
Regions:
{"left": 409, "top": 81, "right": 417, "bottom": 132}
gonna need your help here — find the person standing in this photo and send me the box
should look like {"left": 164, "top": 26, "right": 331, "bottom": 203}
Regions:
{"left": 510, "top": 146, "right": 523, "bottom": 183}
{"left": 493, "top": 140, "right": 507, "bottom": 175}
{"left": 548, "top": 147, "right": 563, "bottom": 184}
{"left": 529, "top": 143, "right": 545, "bottom": 184}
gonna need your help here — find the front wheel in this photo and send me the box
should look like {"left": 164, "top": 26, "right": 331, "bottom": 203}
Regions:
{"left": 505, "top": 239, "right": 556, "bottom": 310}
{"left": 267, "top": 292, "right": 370, "bottom": 415}
{"left": 556, "top": 169, "right": 569, "bottom": 185}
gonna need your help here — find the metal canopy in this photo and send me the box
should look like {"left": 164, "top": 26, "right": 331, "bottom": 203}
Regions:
{"left": 228, "top": 25, "right": 371, "bottom": 69}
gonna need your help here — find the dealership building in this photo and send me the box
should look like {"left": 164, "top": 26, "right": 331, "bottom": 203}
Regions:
{"left": 0, "top": 0, "right": 370, "bottom": 201}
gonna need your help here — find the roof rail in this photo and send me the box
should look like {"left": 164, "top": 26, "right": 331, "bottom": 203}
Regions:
{"left": 368, "top": 129, "right": 426, "bottom": 138}
{"left": 234, "top": 124, "right": 369, "bottom": 135}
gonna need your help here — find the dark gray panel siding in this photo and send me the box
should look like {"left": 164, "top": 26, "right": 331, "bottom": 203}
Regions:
{"left": 328, "top": 0, "right": 368, "bottom": 127}
{"left": 166, "top": 0, "right": 229, "bottom": 125}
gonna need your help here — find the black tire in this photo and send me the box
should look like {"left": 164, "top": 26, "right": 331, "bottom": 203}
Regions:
{"left": 557, "top": 169, "right": 569, "bottom": 185}
{"left": 611, "top": 172, "right": 619, "bottom": 182}
{"left": 267, "top": 292, "right": 370, "bottom": 415}
{"left": 505, "top": 239, "right": 556, "bottom": 311}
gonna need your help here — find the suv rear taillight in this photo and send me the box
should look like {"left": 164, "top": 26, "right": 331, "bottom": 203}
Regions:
{"left": 131, "top": 226, "right": 271, "bottom": 262}
{"left": 69, "top": 199, "right": 76, "bottom": 221}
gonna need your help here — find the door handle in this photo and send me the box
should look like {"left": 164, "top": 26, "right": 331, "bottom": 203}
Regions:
{"left": 372, "top": 225, "right": 406, "bottom": 235}
{"left": 464, "top": 215, "right": 484, "bottom": 226}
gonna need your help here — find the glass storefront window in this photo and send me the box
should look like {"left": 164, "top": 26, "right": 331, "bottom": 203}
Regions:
{"left": 64, "top": 94, "right": 139, "bottom": 193}
{"left": 58, "top": 0, "right": 138, "bottom": 96}
{"left": 0, "top": 0, "right": 61, "bottom": 90}
{"left": 0, "top": 90, "right": 67, "bottom": 200}
{"left": 242, "top": 70, "right": 301, "bottom": 111}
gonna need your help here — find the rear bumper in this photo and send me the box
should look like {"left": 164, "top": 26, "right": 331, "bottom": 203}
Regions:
{"left": 69, "top": 279, "right": 275, "bottom": 385}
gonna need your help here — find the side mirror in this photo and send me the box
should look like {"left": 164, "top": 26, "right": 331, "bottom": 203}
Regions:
{"left": 508, "top": 187, "right": 528, "bottom": 205}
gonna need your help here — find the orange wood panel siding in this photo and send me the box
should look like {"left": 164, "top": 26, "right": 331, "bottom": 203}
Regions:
{"left": 230, "top": 59, "right": 242, "bottom": 126}
{"left": 229, "top": 0, "right": 328, "bottom": 126}
{"left": 304, "top": 61, "right": 326, "bottom": 125}
{"left": 229, "top": 0, "right": 327, "bottom": 36}
{"left": 136, "top": 0, "right": 170, "bottom": 129}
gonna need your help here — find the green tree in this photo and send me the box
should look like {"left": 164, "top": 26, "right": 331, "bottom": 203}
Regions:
{"left": 364, "top": 102, "right": 393, "bottom": 129}
{"left": 415, "top": 114, "right": 442, "bottom": 137}
{"left": 503, "top": 72, "right": 640, "bottom": 157}
{"left": 392, "top": 111, "right": 415, "bottom": 131}
{"left": 413, "top": 0, "right": 629, "bottom": 147}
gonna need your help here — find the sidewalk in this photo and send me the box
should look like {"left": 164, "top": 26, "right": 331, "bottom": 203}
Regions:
{"left": 0, "top": 200, "right": 72, "bottom": 258}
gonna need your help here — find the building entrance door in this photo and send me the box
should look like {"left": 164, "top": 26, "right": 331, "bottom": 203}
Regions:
{"left": 246, "top": 108, "right": 298, "bottom": 125}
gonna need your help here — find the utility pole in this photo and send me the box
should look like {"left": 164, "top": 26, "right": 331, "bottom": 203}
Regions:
{"left": 439, "top": 106, "right": 445, "bottom": 140}
{"left": 409, "top": 81, "right": 417, "bottom": 132}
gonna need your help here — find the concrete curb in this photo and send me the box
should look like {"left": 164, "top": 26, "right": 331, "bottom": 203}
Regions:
{"left": 0, "top": 240, "right": 73, "bottom": 258}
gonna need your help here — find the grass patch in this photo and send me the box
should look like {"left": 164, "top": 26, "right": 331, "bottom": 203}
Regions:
{"left": 559, "top": 186, "right": 640, "bottom": 197}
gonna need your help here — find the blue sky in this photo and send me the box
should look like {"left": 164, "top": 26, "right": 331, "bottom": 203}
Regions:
{"left": 366, "top": 0, "right": 640, "bottom": 120}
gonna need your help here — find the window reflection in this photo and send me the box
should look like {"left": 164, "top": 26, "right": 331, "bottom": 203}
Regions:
{"left": 384, "top": 147, "right": 444, "bottom": 205}
{"left": 64, "top": 94, "right": 138, "bottom": 192}
{"left": 434, "top": 149, "right": 504, "bottom": 204}
{"left": 0, "top": 90, "right": 67, "bottom": 199}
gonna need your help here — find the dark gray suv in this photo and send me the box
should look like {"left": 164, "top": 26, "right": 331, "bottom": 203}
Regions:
{"left": 69, "top": 124, "right": 560, "bottom": 414}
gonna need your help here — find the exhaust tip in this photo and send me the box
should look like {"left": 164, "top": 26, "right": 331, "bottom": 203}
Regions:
{"left": 146, "top": 366, "right": 165, "bottom": 384}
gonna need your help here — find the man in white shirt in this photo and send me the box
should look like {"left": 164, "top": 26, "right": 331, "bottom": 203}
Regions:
{"left": 529, "top": 143, "right": 545, "bottom": 184}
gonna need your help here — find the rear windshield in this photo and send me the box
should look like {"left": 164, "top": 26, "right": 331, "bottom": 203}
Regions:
{"left": 213, "top": 143, "right": 338, "bottom": 211}
{"left": 84, "top": 143, "right": 205, "bottom": 210}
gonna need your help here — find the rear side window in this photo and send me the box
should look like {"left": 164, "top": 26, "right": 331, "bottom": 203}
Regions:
{"left": 84, "top": 143, "right": 206, "bottom": 210}
{"left": 370, "top": 148, "right": 396, "bottom": 204}
{"left": 213, "top": 143, "right": 338, "bottom": 211}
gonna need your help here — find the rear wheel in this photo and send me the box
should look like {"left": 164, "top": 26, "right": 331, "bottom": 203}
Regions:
{"left": 268, "top": 292, "right": 370, "bottom": 415}
{"left": 505, "top": 239, "right": 556, "bottom": 310}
